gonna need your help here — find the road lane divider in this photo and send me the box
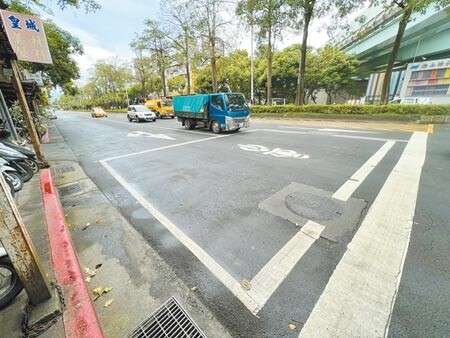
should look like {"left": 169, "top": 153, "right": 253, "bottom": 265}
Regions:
{"left": 247, "top": 140, "right": 395, "bottom": 314}
{"left": 333, "top": 140, "right": 395, "bottom": 201}
{"left": 299, "top": 132, "right": 428, "bottom": 337}
{"left": 248, "top": 221, "right": 325, "bottom": 313}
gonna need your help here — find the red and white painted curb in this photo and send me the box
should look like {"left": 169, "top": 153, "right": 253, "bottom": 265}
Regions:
{"left": 41, "top": 169, "right": 104, "bottom": 338}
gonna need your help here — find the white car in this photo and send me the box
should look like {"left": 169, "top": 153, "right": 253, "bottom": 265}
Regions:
{"left": 127, "top": 105, "right": 157, "bottom": 122}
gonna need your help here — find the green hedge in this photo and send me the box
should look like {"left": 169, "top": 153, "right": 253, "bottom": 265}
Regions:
{"left": 250, "top": 104, "right": 450, "bottom": 119}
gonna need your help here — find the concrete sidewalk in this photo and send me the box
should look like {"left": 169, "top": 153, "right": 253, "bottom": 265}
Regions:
{"left": 1, "top": 121, "right": 231, "bottom": 337}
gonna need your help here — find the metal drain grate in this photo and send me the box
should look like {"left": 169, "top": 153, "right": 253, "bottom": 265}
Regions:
{"left": 52, "top": 165, "right": 75, "bottom": 175}
{"left": 58, "top": 182, "right": 82, "bottom": 195}
{"left": 125, "top": 297, "right": 207, "bottom": 338}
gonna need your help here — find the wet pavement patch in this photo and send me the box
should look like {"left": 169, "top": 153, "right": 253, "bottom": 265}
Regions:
{"left": 259, "top": 182, "right": 367, "bottom": 243}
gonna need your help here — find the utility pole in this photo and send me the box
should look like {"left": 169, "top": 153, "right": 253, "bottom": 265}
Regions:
{"left": 250, "top": 23, "right": 254, "bottom": 104}
{"left": 0, "top": 174, "right": 51, "bottom": 305}
{"left": 10, "top": 59, "right": 48, "bottom": 167}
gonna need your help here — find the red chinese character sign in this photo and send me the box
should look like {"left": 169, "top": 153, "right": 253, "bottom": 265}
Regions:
{"left": 0, "top": 10, "right": 52, "bottom": 64}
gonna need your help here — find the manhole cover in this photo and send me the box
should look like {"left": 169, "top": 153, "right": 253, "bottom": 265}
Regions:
{"left": 285, "top": 192, "right": 343, "bottom": 221}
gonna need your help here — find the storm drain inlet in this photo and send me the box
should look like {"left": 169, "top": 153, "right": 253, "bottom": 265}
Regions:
{"left": 124, "top": 297, "right": 207, "bottom": 338}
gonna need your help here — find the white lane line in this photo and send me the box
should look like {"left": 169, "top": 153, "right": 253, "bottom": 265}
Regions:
{"left": 104, "top": 117, "right": 260, "bottom": 136}
{"left": 99, "top": 160, "right": 260, "bottom": 314}
{"left": 320, "top": 128, "right": 377, "bottom": 134}
{"left": 332, "top": 140, "right": 396, "bottom": 201}
{"left": 262, "top": 128, "right": 407, "bottom": 142}
{"left": 299, "top": 132, "right": 428, "bottom": 338}
{"left": 248, "top": 221, "right": 325, "bottom": 313}
{"left": 263, "top": 128, "right": 309, "bottom": 135}
{"left": 247, "top": 141, "right": 395, "bottom": 314}
{"left": 103, "top": 134, "right": 231, "bottom": 162}
{"left": 330, "top": 134, "right": 408, "bottom": 143}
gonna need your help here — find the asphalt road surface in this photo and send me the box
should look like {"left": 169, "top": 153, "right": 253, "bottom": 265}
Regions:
{"left": 53, "top": 111, "right": 449, "bottom": 338}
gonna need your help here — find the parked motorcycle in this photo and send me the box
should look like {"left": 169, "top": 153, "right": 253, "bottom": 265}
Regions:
{"left": 0, "top": 158, "right": 22, "bottom": 194}
{"left": 0, "top": 143, "right": 33, "bottom": 182}
{"left": 0, "top": 243, "right": 23, "bottom": 309}
{"left": 0, "top": 130, "right": 39, "bottom": 174}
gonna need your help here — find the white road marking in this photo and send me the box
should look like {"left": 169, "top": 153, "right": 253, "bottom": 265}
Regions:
{"left": 330, "top": 134, "right": 408, "bottom": 143}
{"left": 262, "top": 128, "right": 407, "bottom": 142}
{"left": 103, "top": 134, "right": 231, "bottom": 162}
{"left": 127, "top": 131, "right": 176, "bottom": 140}
{"left": 319, "top": 128, "right": 377, "bottom": 134}
{"left": 99, "top": 160, "right": 260, "bottom": 314}
{"left": 332, "top": 140, "right": 395, "bottom": 201}
{"left": 238, "top": 144, "right": 309, "bottom": 159}
{"left": 248, "top": 221, "right": 325, "bottom": 312}
{"left": 299, "top": 132, "right": 428, "bottom": 337}
{"left": 247, "top": 140, "right": 395, "bottom": 314}
{"left": 103, "top": 116, "right": 260, "bottom": 136}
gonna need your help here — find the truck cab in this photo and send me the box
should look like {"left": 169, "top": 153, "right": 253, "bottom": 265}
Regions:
{"left": 145, "top": 98, "right": 174, "bottom": 119}
{"left": 174, "top": 93, "right": 250, "bottom": 133}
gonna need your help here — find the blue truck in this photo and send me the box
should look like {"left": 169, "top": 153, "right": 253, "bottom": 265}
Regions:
{"left": 173, "top": 93, "right": 250, "bottom": 133}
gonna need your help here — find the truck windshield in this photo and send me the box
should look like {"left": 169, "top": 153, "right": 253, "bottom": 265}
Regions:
{"left": 225, "top": 94, "right": 247, "bottom": 111}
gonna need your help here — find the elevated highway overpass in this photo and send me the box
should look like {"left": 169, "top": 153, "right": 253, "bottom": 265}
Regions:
{"left": 342, "top": 5, "right": 450, "bottom": 75}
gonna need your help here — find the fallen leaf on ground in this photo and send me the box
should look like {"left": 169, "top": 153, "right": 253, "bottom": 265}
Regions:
{"left": 104, "top": 299, "right": 114, "bottom": 307}
{"left": 84, "top": 267, "right": 97, "bottom": 277}
{"left": 241, "top": 279, "right": 251, "bottom": 291}
{"left": 85, "top": 276, "right": 91, "bottom": 283}
{"left": 96, "top": 218, "right": 103, "bottom": 224}
{"left": 288, "top": 323, "right": 297, "bottom": 330}
{"left": 95, "top": 263, "right": 103, "bottom": 269}
{"left": 190, "top": 286, "right": 198, "bottom": 292}
{"left": 93, "top": 286, "right": 113, "bottom": 301}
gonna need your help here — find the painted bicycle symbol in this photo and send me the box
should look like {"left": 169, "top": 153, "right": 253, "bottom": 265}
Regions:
{"left": 238, "top": 144, "right": 309, "bottom": 159}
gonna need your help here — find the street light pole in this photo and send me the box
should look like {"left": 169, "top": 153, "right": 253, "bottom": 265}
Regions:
{"left": 250, "top": 23, "right": 254, "bottom": 104}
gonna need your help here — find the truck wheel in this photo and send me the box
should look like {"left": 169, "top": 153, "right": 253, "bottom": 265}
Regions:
{"left": 211, "top": 120, "right": 221, "bottom": 134}
{"left": 185, "top": 119, "right": 194, "bottom": 130}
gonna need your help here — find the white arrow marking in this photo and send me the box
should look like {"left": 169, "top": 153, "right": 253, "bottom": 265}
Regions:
{"left": 127, "top": 131, "right": 175, "bottom": 140}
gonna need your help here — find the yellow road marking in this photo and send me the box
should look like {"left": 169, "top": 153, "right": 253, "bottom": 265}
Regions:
{"left": 427, "top": 124, "right": 434, "bottom": 133}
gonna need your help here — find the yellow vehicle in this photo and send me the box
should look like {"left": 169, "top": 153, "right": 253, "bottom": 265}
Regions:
{"left": 90, "top": 107, "right": 108, "bottom": 118}
{"left": 145, "top": 98, "right": 174, "bottom": 119}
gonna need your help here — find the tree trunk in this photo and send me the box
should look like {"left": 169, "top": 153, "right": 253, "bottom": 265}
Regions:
{"left": 380, "top": 7, "right": 412, "bottom": 105}
{"left": 210, "top": 35, "right": 218, "bottom": 93}
{"left": 161, "top": 62, "right": 167, "bottom": 97}
{"left": 266, "top": 28, "right": 273, "bottom": 106}
{"left": 295, "top": 3, "right": 314, "bottom": 106}
{"left": 184, "top": 28, "right": 191, "bottom": 94}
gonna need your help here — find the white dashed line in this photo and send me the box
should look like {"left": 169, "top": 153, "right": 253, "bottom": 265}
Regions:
{"left": 333, "top": 140, "right": 395, "bottom": 201}
{"left": 248, "top": 221, "right": 325, "bottom": 313}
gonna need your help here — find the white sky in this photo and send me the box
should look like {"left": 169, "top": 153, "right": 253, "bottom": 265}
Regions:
{"left": 45, "top": 0, "right": 333, "bottom": 87}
